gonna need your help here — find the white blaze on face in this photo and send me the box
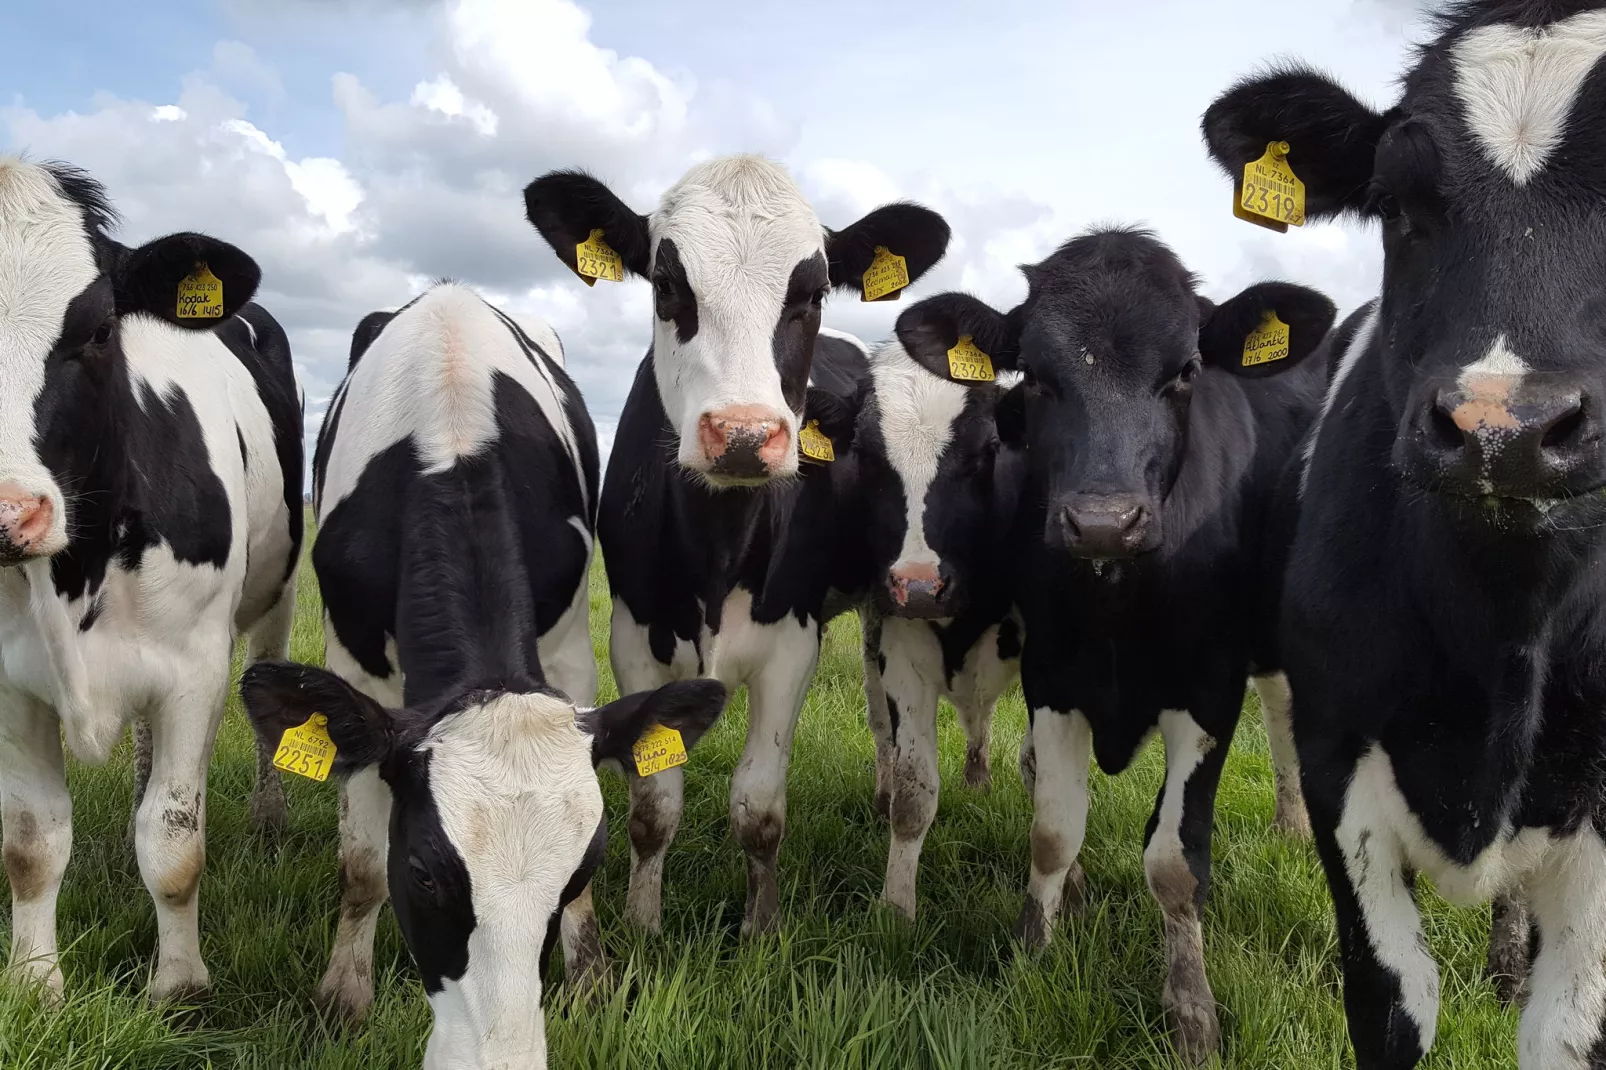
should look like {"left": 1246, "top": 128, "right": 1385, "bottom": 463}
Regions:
{"left": 869, "top": 341, "right": 970, "bottom": 574}
{"left": 0, "top": 159, "right": 96, "bottom": 555}
{"left": 1453, "top": 10, "right": 1606, "bottom": 186}
{"left": 420, "top": 690, "right": 602, "bottom": 1070}
{"left": 649, "top": 156, "right": 825, "bottom": 476}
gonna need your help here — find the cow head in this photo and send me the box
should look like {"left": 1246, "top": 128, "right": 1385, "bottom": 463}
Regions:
{"left": 0, "top": 158, "right": 260, "bottom": 567}
{"left": 853, "top": 340, "right": 1024, "bottom": 618}
{"left": 1203, "top": 6, "right": 1606, "bottom": 523}
{"left": 240, "top": 662, "right": 726, "bottom": 1070}
{"left": 524, "top": 155, "right": 950, "bottom": 486}
{"left": 895, "top": 232, "right": 1332, "bottom": 560}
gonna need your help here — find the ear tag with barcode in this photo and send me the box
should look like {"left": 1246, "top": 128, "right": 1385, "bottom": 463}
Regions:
{"left": 947, "top": 335, "right": 995, "bottom": 382}
{"left": 575, "top": 229, "right": 624, "bottom": 286}
{"left": 1236, "top": 141, "right": 1306, "bottom": 231}
{"left": 273, "top": 713, "right": 336, "bottom": 782}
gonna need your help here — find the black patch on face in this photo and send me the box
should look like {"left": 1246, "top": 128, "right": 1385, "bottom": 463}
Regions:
{"left": 383, "top": 749, "right": 476, "bottom": 994}
{"left": 652, "top": 239, "right": 699, "bottom": 345}
{"left": 772, "top": 253, "right": 828, "bottom": 412}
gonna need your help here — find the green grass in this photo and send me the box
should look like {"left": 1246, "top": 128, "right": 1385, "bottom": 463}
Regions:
{"left": 0, "top": 516, "right": 1518, "bottom": 1068}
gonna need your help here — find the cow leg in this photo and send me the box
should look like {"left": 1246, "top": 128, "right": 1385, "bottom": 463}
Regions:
{"left": 1488, "top": 893, "right": 1533, "bottom": 1007}
{"left": 1517, "top": 831, "right": 1606, "bottom": 1070}
{"left": 539, "top": 575, "right": 606, "bottom": 987}
{"left": 1014, "top": 708, "right": 1092, "bottom": 948}
{"left": 860, "top": 608, "right": 895, "bottom": 821}
{"left": 611, "top": 598, "right": 684, "bottom": 934}
{"left": 730, "top": 627, "right": 818, "bottom": 937}
{"left": 954, "top": 623, "right": 1015, "bottom": 792}
{"left": 138, "top": 665, "right": 228, "bottom": 1003}
{"left": 128, "top": 715, "right": 153, "bottom": 848}
{"left": 880, "top": 617, "right": 942, "bottom": 919}
{"left": 1251, "top": 672, "right": 1309, "bottom": 838}
{"left": 316, "top": 765, "right": 391, "bottom": 1021}
{"left": 1018, "top": 715, "right": 1036, "bottom": 794}
{"left": 1317, "top": 762, "right": 1438, "bottom": 1069}
{"left": 0, "top": 692, "right": 71, "bottom": 997}
{"left": 244, "top": 577, "right": 296, "bottom": 837}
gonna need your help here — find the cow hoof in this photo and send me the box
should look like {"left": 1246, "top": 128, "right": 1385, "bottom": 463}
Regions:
{"left": 962, "top": 753, "right": 992, "bottom": 791}
{"left": 565, "top": 954, "right": 613, "bottom": 999}
{"left": 1165, "top": 994, "right": 1221, "bottom": 1066}
{"left": 8, "top": 963, "right": 65, "bottom": 1005}
{"left": 314, "top": 976, "right": 374, "bottom": 1025}
{"left": 879, "top": 889, "right": 917, "bottom": 922}
{"left": 1062, "top": 862, "right": 1089, "bottom": 917}
{"left": 150, "top": 977, "right": 210, "bottom": 1009}
{"left": 1012, "top": 898, "right": 1053, "bottom": 951}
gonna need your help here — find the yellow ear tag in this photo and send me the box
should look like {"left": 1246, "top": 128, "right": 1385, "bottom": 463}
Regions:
{"left": 633, "top": 723, "right": 688, "bottom": 777}
{"left": 1242, "top": 310, "right": 1292, "bottom": 368}
{"left": 272, "top": 713, "right": 336, "bottom": 782}
{"left": 574, "top": 229, "right": 624, "bottom": 286}
{"left": 799, "top": 419, "right": 835, "bottom": 463}
{"left": 176, "top": 263, "right": 225, "bottom": 320}
{"left": 1237, "top": 141, "right": 1305, "bottom": 231}
{"left": 947, "top": 335, "right": 995, "bottom": 382}
{"left": 861, "top": 246, "right": 910, "bottom": 302}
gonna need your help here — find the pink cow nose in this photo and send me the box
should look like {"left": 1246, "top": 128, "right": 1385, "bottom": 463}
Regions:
{"left": 887, "top": 561, "right": 946, "bottom": 618}
{"left": 696, "top": 405, "right": 791, "bottom": 479}
{"left": 0, "top": 484, "right": 54, "bottom": 564}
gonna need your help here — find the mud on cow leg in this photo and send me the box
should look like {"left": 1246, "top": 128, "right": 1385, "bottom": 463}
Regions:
{"left": 860, "top": 609, "right": 895, "bottom": 821}
{"left": 316, "top": 765, "right": 391, "bottom": 1022}
{"left": 1251, "top": 673, "right": 1309, "bottom": 838}
{"left": 1488, "top": 893, "right": 1532, "bottom": 1008}
{"left": 245, "top": 578, "right": 296, "bottom": 837}
{"left": 625, "top": 765, "right": 683, "bottom": 933}
{"left": 1014, "top": 709, "right": 1092, "bottom": 949}
{"left": 560, "top": 882, "right": 609, "bottom": 991}
{"left": 1, "top": 694, "right": 72, "bottom": 998}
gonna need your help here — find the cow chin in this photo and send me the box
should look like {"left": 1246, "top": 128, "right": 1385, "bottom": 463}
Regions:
{"left": 424, "top": 978, "right": 548, "bottom": 1070}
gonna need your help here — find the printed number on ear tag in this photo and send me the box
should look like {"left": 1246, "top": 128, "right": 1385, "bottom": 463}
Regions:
{"left": 273, "top": 713, "right": 336, "bottom": 782}
{"left": 1242, "top": 311, "right": 1291, "bottom": 367}
{"left": 1236, "top": 141, "right": 1305, "bottom": 231}
{"left": 176, "top": 263, "right": 225, "bottom": 320}
{"left": 575, "top": 229, "right": 624, "bottom": 286}
{"left": 633, "top": 724, "right": 688, "bottom": 777}
{"left": 947, "top": 335, "right": 995, "bottom": 382}
{"left": 861, "top": 246, "right": 909, "bottom": 302}
{"left": 799, "top": 420, "right": 835, "bottom": 463}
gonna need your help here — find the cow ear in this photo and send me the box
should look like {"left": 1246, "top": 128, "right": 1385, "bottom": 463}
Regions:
{"left": 349, "top": 310, "right": 394, "bottom": 369}
{"left": 524, "top": 170, "right": 652, "bottom": 279}
{"left": 894, "top": 292, "right": 1018, "bottom": 384}
{"left": 239, "top": 661, "right": 394, "bottom": 776}
{"left": 825, "top": 202, "right": 950, "bottom": 294}
{"left": 1199, "top": 282, "right": 1336, "bottom": 379}
{"left": 580, "top": 679, "right": 728, "bottom": 768}
{"left": 113, "top": 232, "right": 260, "bottom": 330}
{"left": 1202, "top": 67, "right": 1390, "bottom": 221}
{"left": 804, "top": 385, "right": 860, "bottom": 453}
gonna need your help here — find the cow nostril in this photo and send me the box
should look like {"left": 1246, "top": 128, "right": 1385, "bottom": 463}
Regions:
{"left": 1118, "top": 505, "right": 1144, "bottom": 534}
{"left": 1541, "top": 404, "right": 1586, "bottom": 451}
{"left": 1429, "top": 402, "right": 1466, "bottom": 451}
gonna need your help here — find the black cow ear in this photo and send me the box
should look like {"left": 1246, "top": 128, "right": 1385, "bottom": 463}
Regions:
{"left": 825, "top": 202, "right": 950, "bottom": 295}
{"left": 1199, "top": 282, "right": 1336, "bottom": 379}
{"left": 803, "top": 386, "right": 859, "bottom": 453}
{"left": 239, "top": 661, "right": 394, "bottom": 776}
{"left": 1202, "top": 66, "right": 1390, "bottom": 221}
{"left": 894, "top": 292, "right": 1018, "bottom": 383}
{"left": 349, "top": 310, "right": 395, "bottom": 369}
{"left": 581, "top": 679, "right": 728, "bottom": 769}
{"left": 113, "top": 232, "right": 260, "bottom": 330}
{"left": 524, "top": 170, "right": 652, "bottom": 279}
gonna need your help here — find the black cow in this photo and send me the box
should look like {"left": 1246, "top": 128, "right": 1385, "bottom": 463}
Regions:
{"left": 242, "top": 284, "right": 728, "bottom": 1067}
{"left": 524, "top": 154, "right": 952, "bottom": 934}
{"left": 1204, "top": 3, "right": 1606, "bottom": 1067}
{"left": 896, "top": 229, "right": 1334, "bottom": 1063}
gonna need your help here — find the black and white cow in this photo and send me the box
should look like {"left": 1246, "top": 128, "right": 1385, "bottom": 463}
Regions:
{"left": 0, "top": 158, "right": 303, "bottom": 1000}
{"left": 896, "top": 231, "right": 1335, "bottom": 1063}
{"left": 843, "top": 332, "right": 1027, "bottom": 918}
{"left": 523, "top": 155, "right": 952, "bottom": 934}
{"left": 1204, "top": 3, "right": 1606, "bottom": 1066}
{"left": 245, "top": 282, "right": 728, "bottom": 1068}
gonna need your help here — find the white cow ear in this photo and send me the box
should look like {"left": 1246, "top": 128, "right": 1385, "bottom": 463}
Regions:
{"left": 240, "top": 661, "right": 395, "bottom": 774}
{"left": 580, "top": 679, "right": 728, "bottom": 768}
{"left": 114, "top": 232, "right": 261, "bottom": 330}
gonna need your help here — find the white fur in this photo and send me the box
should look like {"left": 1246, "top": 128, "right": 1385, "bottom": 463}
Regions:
{"left": 1302, "top": 304, "right": 1378, "bottom": 496}
{"left": 1024, "top": 707, "right": 1095, "bottom": 930}
{"left": 419, "top": 691, "right": 602, "bottom": 1070}
{"left": 649, "top": 156, "right": 826, "bottom": 479}
{"left": 1453, "top": 11, "right": 1606, "bottom": 186}
{"left": 1458, "top": 332, "right": 1532, "bottom": 386}
{"left": 0, "top": 158, "right": 296, "bottom": 999}
{"left": 868, "top": 339, "right": 971, "bottom": 575}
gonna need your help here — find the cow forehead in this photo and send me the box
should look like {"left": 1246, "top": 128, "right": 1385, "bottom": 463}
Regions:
{"left": 1446, "top": 10, "right": 1606, "bottom": 186}
{"left": 422, "top": 691, "right": 602, "bottom": 894}
{"left": 0, "top": 160, "right": 99, "bottom": 365}
{"left": 870, "top": 343, "right": 969, "bottom": 495}
{"left": 651, "top": 157, "right": 823, "bottom": 300}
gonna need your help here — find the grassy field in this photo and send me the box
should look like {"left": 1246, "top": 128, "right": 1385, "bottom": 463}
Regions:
{"left": 0, "top": 518, "right": 1519, "bottom": 1069}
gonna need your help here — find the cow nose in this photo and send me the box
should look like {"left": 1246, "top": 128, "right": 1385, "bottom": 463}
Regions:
{"left": 0, "top": 484, "right": 55, "bottom": 566}
{"left": 1055, "top": 493, "right": 1155, "bottom": 559}
{"left": 1411, "top": 376, "right": 1599, "bottom": 496}
{"left": 696, "top": 406, "right": 791, "bottom": 480}
{"left": 887, "top": 560, "right": 948, "bottom": 618}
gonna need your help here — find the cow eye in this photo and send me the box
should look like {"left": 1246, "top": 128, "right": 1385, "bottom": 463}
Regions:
{"left": 652, "top": 275, "right": 677, "bottom": 303}
{"left": 89, "top": 322, "right": 114, "bottom": 346}
{"left": 811, "top": 285, "right": 828, "bottom": 306}
{"left": 408, "top": 856, "right": 435, "bottom": 893}
{"left": 1165, "top": 356, "right": 1201, "bottom": 396}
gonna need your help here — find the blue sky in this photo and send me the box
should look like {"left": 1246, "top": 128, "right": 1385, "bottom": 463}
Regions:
{"left": 6, "top": 0, "right": 1431, "bottom": 461}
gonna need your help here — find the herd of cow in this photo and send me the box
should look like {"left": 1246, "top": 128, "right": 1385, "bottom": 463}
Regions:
{"left": 3, "top": 3, "right": 1606, "bottom": 1068}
